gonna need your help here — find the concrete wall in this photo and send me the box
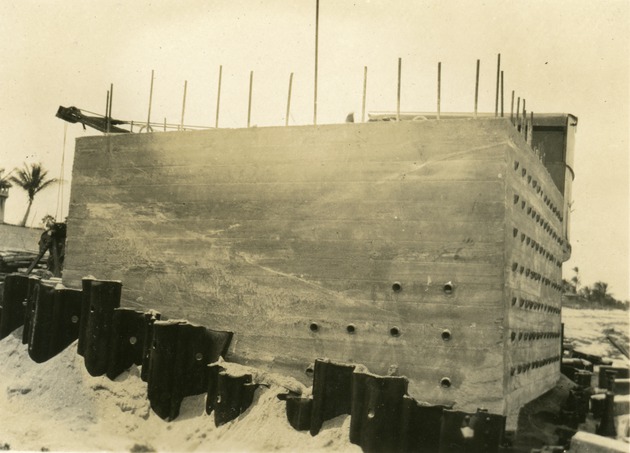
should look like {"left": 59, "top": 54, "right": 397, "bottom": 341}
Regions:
{"left": 64, "top": 118, "right": 563, "bottom": 415}
{"left": 503, "top": 128, "right": 564, "bottom": 423}
{"left": 0, "top": 223, "right": 43, "bottom": 252}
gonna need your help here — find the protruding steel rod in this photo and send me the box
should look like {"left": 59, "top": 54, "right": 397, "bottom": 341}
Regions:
{"left": 215, "top": 65, "right": 223, "bottom": 128}
{"left": 164, "top": 118, "right": 167, "bottom": 132}
{"left": 286, "top": 72, "right": 294, "bottom": 127}
{"left": 130, "top": 121, "right": 134, "bottom": 133}
{"left": 56, "top": 122, "right": 67, "bottom": 221}
{"left": 529, "top": 111, "right": 534, "bottom": 144}
{"left": 397, "top": 57, "right": 402, "bottom": 121}
{"left": 180, "top": 80, "right": 188, "bottom": 130}
{"left": 313, "top": 0, "right": 319, "bottom": 125}
{"left": 516, "top": 96, "right": 520, "bottom": 129}
{"left": 109, "top": 83, "right": 114, "bottom": 117}
{"left": 108, "top": 83, "right": 114, "bottom": 134}
{"left": 147, "top": 70, "right": 154, "bottom": 132}
{"left": 247, "top": 70, "right": 254, "bottom": 128}
{"left": 495, "top": 54, "right": 501, "bottom": 117}
{"left": 474, "top": 59, "right": 480, "bottom": 118}
{"left": 361, "top": 66, "right": 368, "bottom": 123}
{"left": 105, "top": 90, "right": 110, "bottom": 135}
{"left": 510, "top": 90, "right": 515, "bottom": 124}
{"left": 437, "top": 62, "right": 442, "bottom": 120}
{"left": 500, "top": 70, "right": 504, "bottom": 117}
{"left": 522, "top": 98, "right": 527, "bottom": 138}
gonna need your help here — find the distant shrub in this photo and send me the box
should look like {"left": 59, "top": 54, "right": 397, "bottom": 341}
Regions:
{"left": 130, "top": 444, "right": 155, "bottom": 453}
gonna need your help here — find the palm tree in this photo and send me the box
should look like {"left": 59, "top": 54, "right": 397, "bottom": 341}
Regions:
{"left": 9, "top": 162, "right": 58, "bottom": 227}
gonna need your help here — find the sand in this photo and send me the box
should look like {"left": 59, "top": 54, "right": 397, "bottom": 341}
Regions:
{"left": 0, "top": 307, "right": 627, "bottom": 452}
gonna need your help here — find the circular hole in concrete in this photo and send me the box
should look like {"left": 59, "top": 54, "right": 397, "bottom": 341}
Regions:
{"left": 195, "top": 352, "right": 203, "bottom": 361}
{"left": 367, "top": 408, "right": 376, "bottom": 419}
{"left": 440, "top": 377, "right": 452, "bottom": 388}
{"left": 392, "top": 282, "right": 402, "bottom": 293}
{"left": 441, "top": 330, "right": 451, "bottom": 341}
{"left": 346, "top": 324, "right": 356, "bottom": 334}
{"left": 443, "top": 282, "right": 454, "bottom": 294}
{"left": 129, "top": 336, "right": 137, "bottom": 345}
{"left": 305, "top": 366, "right": 314, "bottom": 377}
{"left": 71, "top": 315, "right": 79, "bottom": 324}
{"left": 309, "top": 322, "right": 319, "bottom": 332}
{"left": 390, "top": 327, "right": 401, "bottom": 337}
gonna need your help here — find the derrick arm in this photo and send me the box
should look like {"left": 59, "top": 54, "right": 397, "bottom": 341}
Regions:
{"left": 56, "top": 106, "right": 131, "bottom": 133}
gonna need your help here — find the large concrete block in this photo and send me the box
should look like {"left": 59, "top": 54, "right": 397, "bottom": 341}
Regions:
{"left": 63, "top": 118, "right": 568, "bottom": 419}
{"left": 569, "top": 431, "right": 628, "bottom": 453}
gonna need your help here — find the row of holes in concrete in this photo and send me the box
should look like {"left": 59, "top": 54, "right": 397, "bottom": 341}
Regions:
{"left": 510, "top": 355, "right": 561, "bottom": 376}
{"left": 510, "top": 262, "right": 563, "bottom": 292}
{"left": 308, "top": 322, "right": 452, "bottom": 341}
{"left": 512, "top": 227, "right": 563, "bottom": 269}
{"left": 391, "top": 281, "right": 454, "bottom": 294}
{"left": 513, "top": 193, "right": 564, "bottom": 248}
{"left": 514, "top": 160, "right": 563, "bottom": 223}
{"left": 510, "top": 331, "right": 561, "bottom": 342}
{"left": 510, "top": 296, "right": 561, "bottom": 314}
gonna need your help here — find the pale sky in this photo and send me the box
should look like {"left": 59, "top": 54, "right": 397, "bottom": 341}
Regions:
{"left": 1, "top": 0, "right": 628, "bottom": 300}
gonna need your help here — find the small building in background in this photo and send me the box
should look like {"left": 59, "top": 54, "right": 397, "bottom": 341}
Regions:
{"left": 0, "top": 186, "right": 8, "bottom": 224}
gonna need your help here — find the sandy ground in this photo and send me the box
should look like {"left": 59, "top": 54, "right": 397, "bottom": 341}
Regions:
{"left": 562, "top": 307, "right": 630, "bottom": 366}
{"left": 0, "top": 328, "right": 358, "bottom": 452}
{"left": 0, "top": 307, "right": 627, "bottom": 452}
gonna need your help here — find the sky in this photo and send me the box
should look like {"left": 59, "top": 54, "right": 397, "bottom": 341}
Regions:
{"left": 0, "top": 0, "right": 628, "bottom": 300}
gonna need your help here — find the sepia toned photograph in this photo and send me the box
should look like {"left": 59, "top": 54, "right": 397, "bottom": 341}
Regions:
{"left": 0, "top": 1, "right": 628, "bottom": 451}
